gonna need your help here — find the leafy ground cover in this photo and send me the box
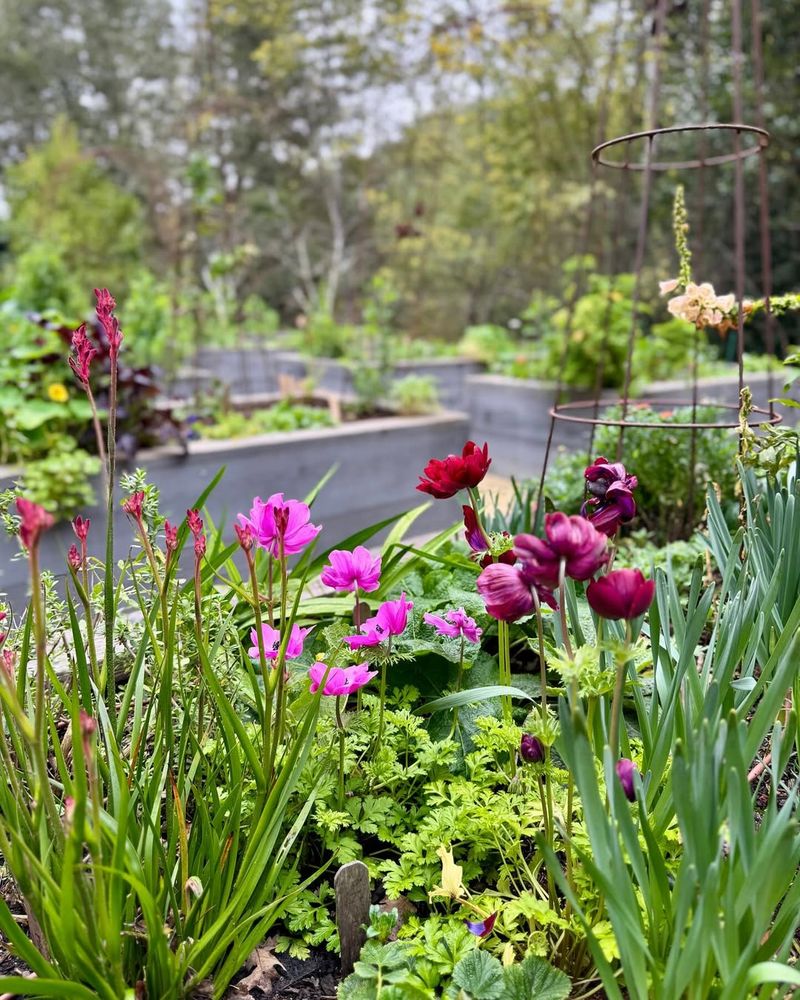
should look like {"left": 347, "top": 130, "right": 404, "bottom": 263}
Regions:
{"left": 0, "top": 292, "right": 799, "bottom": 1000}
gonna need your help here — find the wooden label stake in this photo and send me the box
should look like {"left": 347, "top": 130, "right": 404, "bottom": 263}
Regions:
{"left": 334, "top": 860, "right": 371, "bottom": 975}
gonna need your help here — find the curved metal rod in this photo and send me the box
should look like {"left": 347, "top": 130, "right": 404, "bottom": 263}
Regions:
{"left": 550, "top": 397, "right": 782, "bottom": 431}
{"left": 592, "top": 122, "right": 769, "bottom": 171}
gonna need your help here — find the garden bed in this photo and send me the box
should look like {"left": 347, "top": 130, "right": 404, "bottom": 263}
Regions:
{"left": 0, "top": 410, "right": 468, "bottom": 603}
{"left": 271, "top": 351, "right": 484, "bottom": 409}
{"left": 466, "top": 370, "right": 787, "bottom": 477}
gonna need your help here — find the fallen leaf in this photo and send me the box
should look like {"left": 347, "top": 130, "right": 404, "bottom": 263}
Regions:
{"left": 228, "top": 936, "right": 284, "bottom": 997}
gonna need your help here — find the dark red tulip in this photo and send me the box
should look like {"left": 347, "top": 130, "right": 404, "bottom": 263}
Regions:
{"left": 417, "top": 441, "right": 491, "bottom": 499}
{"left": 586, "top": 568, "right": 655, "bottom": 620}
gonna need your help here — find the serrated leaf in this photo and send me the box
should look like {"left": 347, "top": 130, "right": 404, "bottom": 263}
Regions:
{"left": 502, "top": 954, "right": 571, "bottom": 1000}
{"left": 451, "top": 949, "right": 504, "bottom": 999}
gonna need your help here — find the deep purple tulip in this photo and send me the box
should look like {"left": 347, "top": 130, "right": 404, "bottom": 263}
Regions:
{"left": 616, "top": 757, "right": 638, "bottom": 802}
{"left": 476, "top": 563, "right": 535, "bottom": 622}
{"left": 586, "top": 568, "right": 655, "bottom": 620}
{"left": 582, "top": 456, "right": 638, "bottom": 536}
{"left": 520, "top": 733, "right": 545, "bottom": 763}
{"left": 515, "top": 513, "right": 608, "bottom": 589}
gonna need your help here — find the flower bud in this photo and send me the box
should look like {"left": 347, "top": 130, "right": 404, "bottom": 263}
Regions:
{"left": 122, "top": 491, "right": 145, "bottom": 520}
{"left": 615, "top": 757, "right": 638, "bottom": 802}
{"left": 520, "top": 733, "right": 545, "bottom": 764}
{"left": 164, "top": 520, "right": 178, "bottom": 555}
{"left": 586, "top": 568, "right": 655, "bottom": 621}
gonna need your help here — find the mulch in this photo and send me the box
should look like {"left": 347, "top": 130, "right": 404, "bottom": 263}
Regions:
{"left": 228, "top": 952, "right": 342, "bottom": 1000}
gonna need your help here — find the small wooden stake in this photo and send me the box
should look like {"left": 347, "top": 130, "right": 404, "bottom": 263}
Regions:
{"left": 334, "top": 860, "right": 371, "bottom": 975}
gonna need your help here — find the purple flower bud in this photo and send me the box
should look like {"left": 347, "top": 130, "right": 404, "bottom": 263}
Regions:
{"left": 616, "top": 757, "right": 637, "bottom": 802}
{"left": 520, "top": 733, "right": 545, "bottom": 763}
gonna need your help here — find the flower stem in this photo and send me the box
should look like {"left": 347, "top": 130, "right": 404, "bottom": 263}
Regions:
{"left": 557, "top": 559, "right": 573, "bottom": 660}
{"left": 498, "top": 620, "right": 511, "bottom": 722}
{"left": 103, "top": 348, "right": 118, "bottom": 728}
{"left": 377, "top": 637, "right": 392, "bottom": 749}
{"left": 609, "top": 621, "right": 632, "bottom": 759}
{"left": 533, "top": 590, "right": 548, "bottom": 724}
{"left": 246, "top": 549, "right": 271, "bottom": 787}
{"left": 336, "top": 696, "right": 346, "bottom": 809}
{"left": 449, "top": 636, "right": 466, "bottom": 737}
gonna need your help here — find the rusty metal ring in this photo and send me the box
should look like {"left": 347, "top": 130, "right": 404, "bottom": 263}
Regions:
{"left": 591, "top": 123, "right": 770, "bottom": 171}
{"left": 549, "top": 397, "right": 782, "bottom": 431}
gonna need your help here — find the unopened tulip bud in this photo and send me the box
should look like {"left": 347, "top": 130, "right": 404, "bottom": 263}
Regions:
{"left": 616, "top": 757, "right": 638, "bottom": 802}
{"left": 520, "top": 733, "right": 545, "bottom": 764}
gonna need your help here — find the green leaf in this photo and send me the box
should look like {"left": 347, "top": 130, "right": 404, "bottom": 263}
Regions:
{"left": 0, "top": 979, "right": 99, "bottom": 999}
{"left": 451, "top": 950, "right": 504, "bottom": 999}
{"left": 415, "top": 685, "right": 533, "bottom": 714}
{"left": 745, "top": 962, "right": 800, "bottom": 989}
{"left": 503, "top": 955, "right": 571, "bottom": 1000}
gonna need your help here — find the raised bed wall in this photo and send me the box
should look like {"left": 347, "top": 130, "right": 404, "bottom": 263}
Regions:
{"left": 0, "top": 411, "right": 469, "bottom": 605}
{"left": 465, "top": 370, "right": 785, "bottom": 478}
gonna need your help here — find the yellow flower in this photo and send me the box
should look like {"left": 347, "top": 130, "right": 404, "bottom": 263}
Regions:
{"left": 428, "top": 846, "right": 466, "bottom": 903}
{"left": 47, "top": 383, "right": 69, "bottom": 403}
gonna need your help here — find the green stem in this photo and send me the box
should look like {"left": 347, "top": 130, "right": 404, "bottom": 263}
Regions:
{"left": 104, "top": 354, "right": 118, "bottom": 728}
{"left": 246, "top": 550, "right": 270, "bottom": 782}
{"left": 449, "top": 636, "right": 466, "bottom": 737}
{"left": 377, "top": 637, "right": 392, "bottom": 749}
{"left": 498, "top": 620, "right": 511, "bottom": 723}
{"left": 609, "top": 621, "right": 632, "bottom": 759}
{"left": 533, "top": 590, "right": 548, "bottom": 724}
{"left": 336, "top": 696, "right": 346, "bottom": 809}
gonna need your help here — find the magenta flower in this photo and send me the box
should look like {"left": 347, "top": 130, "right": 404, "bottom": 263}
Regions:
{"left": 309, "top": 661, "right": 377, "bottom": 696}
{"left": 67, "top": 544, "right": 82, "bottom": 570}
{"left": 249, "top": 622, "right": 311, "bottom": 661}
{"left": 72, "top": 515, "right": 90, "bottom": 544}
{"left": 514, "top": 513, "right": 608, "bottom": 589}
{"left": 187, "top": 508, "right": 206, "bottom": 559}
{"left": 68, "top": 324, "right": 99, "bottom": 385}
{"left": 586, "top": 568, "right": 655, "bottom": 620}
{"left": 94, "top": 287, "right": 123, "bottom": 360}
{"left": 321, "top": 546, "right": 381, "bottom": 593}
{"left": 234, "top": 523, "right": 254, "bottom": 552}
{"left": 238, "top": 493, "right": 321, "bottom": 558}
{"left": 122, "top": 491, "right": 145, "bottom": 521}
{"left": 582, "top": 456, "right": 638, "bottom": 536}
{"left": 464, "top": 913, "right": 497, "bottom": 938}
{"left": 616, "top": 757, "right": 638, "bottom": 802}
{"left": 423, "top": 607, "right": 482, "bottom": 643}
{"left": 345, "top": 593, "right": 413, "bottom": 649}
{"left": 16, "top": 498, "right": 54, "bottom": 551}
{"left": 164, "top": 520, "right": 178, "bottom": 555}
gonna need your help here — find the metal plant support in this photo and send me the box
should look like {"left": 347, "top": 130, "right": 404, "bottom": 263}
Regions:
{"left": 536, "top": 0, "right": 783, "bottom": 535}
